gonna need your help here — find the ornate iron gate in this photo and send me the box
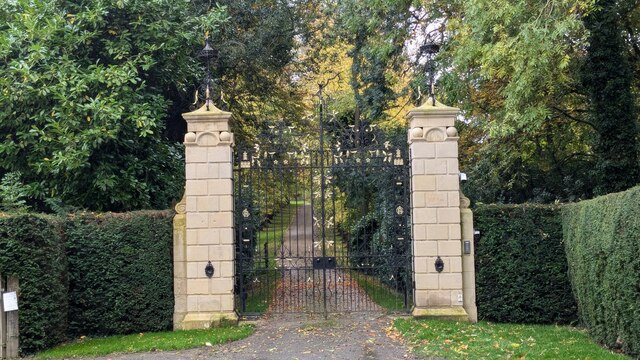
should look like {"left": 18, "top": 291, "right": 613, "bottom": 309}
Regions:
{"left": 234, "top": 98, "right": 412, "bottom": 318}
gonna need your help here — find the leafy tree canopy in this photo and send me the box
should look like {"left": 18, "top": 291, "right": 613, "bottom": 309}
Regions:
{"left": 0, "top": 0, "right": 310, "bottom": 211}
{"left": 323, "top": 0, "right": 640, "bottom": 202}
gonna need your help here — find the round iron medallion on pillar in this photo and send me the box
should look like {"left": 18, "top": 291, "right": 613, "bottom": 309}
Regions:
{"left": 435, "top": 256, "right": 444, "bottom": 273}
{"left": 205, "top": 261, "right": 215, "bottom": 278}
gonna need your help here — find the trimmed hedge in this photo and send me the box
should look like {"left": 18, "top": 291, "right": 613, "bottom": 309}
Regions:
{"left": 563, "top": 186, "right": 640, "bottom": 357}
{"left": 474, "top": 204, "right": 577, "bottom": 324}
{"left": 0, "top": 214, "right": 68, "bottom": 354}
{"left": 65, "top": 211, "right": 174, "bottom": 336}
{"left": 0, "top": 210, "right": 174, "bottom": 355}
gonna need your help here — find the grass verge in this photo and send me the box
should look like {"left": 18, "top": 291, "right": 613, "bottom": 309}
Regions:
{"left": 394, "top": 318, "right": 628, "bottom": 359}
{"left": 34, "top": 324, "right": 254, "bottom": 359}
{"left": 351, "top": 270, "right": 408, "bottom": 311}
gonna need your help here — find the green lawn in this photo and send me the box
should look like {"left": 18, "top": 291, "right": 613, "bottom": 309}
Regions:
{"left": 351, "top": 270, "right": 408, "bottom": 311}
{"left": 394, "top": 318, "right": 629, "bottom": 359}
{"left": 34, "top": 324, "right": 254, "bottom": 359}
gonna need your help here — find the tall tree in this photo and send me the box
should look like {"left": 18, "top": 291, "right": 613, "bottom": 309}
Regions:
{"left": 0, "top": 0, "right": 311, "bottom": 211}
{"left": 0, "top": 0, "right": 227, "bottom": 211}
{"left": 582, "top": 0, "right": 640, "bottom": 194}
{"left": 333, "top": 0, "right": 414, "bottom": 123}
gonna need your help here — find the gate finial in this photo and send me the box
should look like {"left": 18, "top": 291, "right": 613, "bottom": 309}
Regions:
{"left": 191, "top": 35, "right": 221, "bottom": 112}
{"left": 420, "top": 36, "right": 441, "bottom": 107}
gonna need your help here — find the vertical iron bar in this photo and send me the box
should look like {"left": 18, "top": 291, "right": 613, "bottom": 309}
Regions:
{"left": 310, "top": 150, "right": 316, "bottom": 312}
{"left": 235, "top": 152, "right": 243, "bottom": 313}
{"left": 331, "top": 145, "right": 339, "bottom": 312}
{"left": 318, "top": 84, "right": 329, "bottom": 318}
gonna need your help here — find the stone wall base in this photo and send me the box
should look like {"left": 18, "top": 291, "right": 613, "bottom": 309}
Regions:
{"left": 412, "top": 307, "right": 469, "bottom": 321}
{"left": 174, "top": 312, "right": 238, "bottom": 330}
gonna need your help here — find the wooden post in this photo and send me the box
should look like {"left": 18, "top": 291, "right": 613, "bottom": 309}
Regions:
{"left": 0, "top": 275, "right": 5, "bottom": 359}
{"left": 5, "top": 276, "right": 18, "bottom": 359}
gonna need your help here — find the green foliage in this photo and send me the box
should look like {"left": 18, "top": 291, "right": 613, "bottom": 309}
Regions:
{"left": 0, "top": 0, "right": 226, "bottom": 211}
{"left": 0, "top": 172, "right": 30, "bottom": 211}
{"left": 459, "top": 119, "right": 597, "bottom": 204}
{"left": 333, "top": 0, "right": 413, "bottom": 120}
{"left": 474, "top": 204, "right": 577, "bottom": 324}
{"left": 206, "top": 0, "right": 313, "bottom": 141}
{"left": 328, "top": 0, "right": 629, "bottom": 204}
{"left": 440, "top": 0, "right": 588, "bottom": 136}
{"left": 433, "top": 0, "right": 606, "bottom": 204}
{"left": 35, "top": 324, "right": 255, "bottom": 359}
{"left": 563, "top": 185, "right": 640, "bottom": 357}
{"left": 0, "top": 214, "right": 68, "bottom": 355}
{"left": 0, "top": 0, "right": 317, "bottom": 211}
{"left": 394, "top": 318, "right": 627, "bottom": 359}
{"left": 65, "top": 211, "right": 174, "bottom": 336}
{"left": 582, "top": 0, "right": 640, "bottom": 195}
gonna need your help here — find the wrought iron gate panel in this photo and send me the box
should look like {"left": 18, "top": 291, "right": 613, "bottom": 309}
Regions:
{"left": 234, "top": 111, "right": 412, "bottom": 318}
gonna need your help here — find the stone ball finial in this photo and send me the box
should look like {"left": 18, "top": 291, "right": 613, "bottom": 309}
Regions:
{"left": 446, "top": 127, "right": 458, "bottom": 137}
{"left": 220, "top": 131, "right": 231, "bottom": 142}
{"left": 185, "top": 132, "right": 197, "bottom": 143}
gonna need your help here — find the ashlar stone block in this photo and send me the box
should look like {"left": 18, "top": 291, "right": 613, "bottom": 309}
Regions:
{"left": 414, "top": 241, "right": 437, "bottom": 257}
{"left": 186, "top": 180, "right": 207, "bottom": 196}
{"left": 413, "top": 175, "right": 437, "bottom": 191}
{"left": 412, "top": 192, "right": 426, "bottom": 208}
{"left": 415, "top": 273, "right": 439, "bottom": 290}
{"left": 436, "top": 175, "right": 459, "bottom": 191}
{"left": 414, "top": 208, "right": 437, "bottom": 224}
{"left": 186, "top": 146, "right": 208, "bottom": 163}
{"left": 424, "top": 192, "right": 448, "bottom": 207}
{"left": 413, "top": 224, "right": 427, "bottom": 241}
{"left": 220, "top": 228, "right": 234, "bottom": 245}
{"left": 207, "top": 147, "right": 231, "bottom": 163}
{"left": 187, "top": 279, "right": 209, "bottom": 295}
{"left": 427, "top": 290, "right": 453, "bottom": 307}
{"left": 186, "top": 213, "right": 208, "bottom": 229}
{"left": 424, "top": 159, "right": 448, "bottom": 175}
{"left": 410, "top": 142, "right": 436, "bottom": 158}
{"left": 208, "top": 179, "right": 233, "bottom": 195}
{"left": 436, "top": 142, "right": 458, "bottom": 158}
{"left": 437, "top": 207, "right": 461, "bottom": 224}
{"left": 197, "top": 295, "right": 222, "bottom": 312}
{"left": 209, "top": 212, "right": 233, "bottom": 228}
{"left": 208, "top": 245, "right": 234, "bottom": 261}
{"left": 426, "top": 224, "right": 449, "bottom": 240}
{"left": 187, "top": 245, "right": 209, "bottom": 262}
{"left": 449, "top": 224, "right": 462, "bottom": 240}
{"left": 197, "top": 228, "right": 221, "bottom": 245}
{"left": 197, "top": 196, "right": 220, "bottom": 212}
{"left": 439, "top": 273, "right": 463, "bottom": 290}
{"left": 438, "top": 241, "right": 462, "bottom": 257}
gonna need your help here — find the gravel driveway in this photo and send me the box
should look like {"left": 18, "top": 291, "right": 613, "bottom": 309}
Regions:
{"left": 89, "top": 205, "right": 419, "bottom": 360}
{"left": 91, "top": 312, "right": 417, "bottom": 360}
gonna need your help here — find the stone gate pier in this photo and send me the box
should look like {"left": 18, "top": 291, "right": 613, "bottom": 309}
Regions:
{"left": 408, "top": 99, "right": 477, "bottom": 322}
{"left": 173, "top": 101, "right": 237, "bottom": 329}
